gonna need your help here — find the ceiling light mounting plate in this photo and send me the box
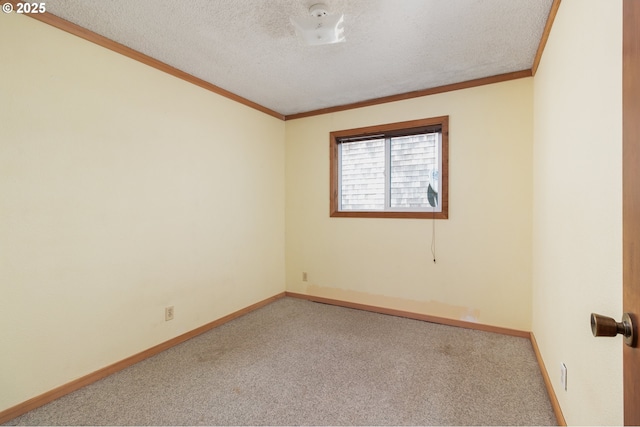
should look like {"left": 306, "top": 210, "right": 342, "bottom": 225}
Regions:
{"left": 309, "top": 4, "right": 328, "bottom": 18}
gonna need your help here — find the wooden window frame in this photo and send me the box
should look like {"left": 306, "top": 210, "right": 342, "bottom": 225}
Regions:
{"left": 330, "top": 116, "right": 449, "bottom": 219}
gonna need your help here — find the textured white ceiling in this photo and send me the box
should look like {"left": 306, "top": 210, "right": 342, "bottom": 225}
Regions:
{"left": 45, "top": 0, "right": 553, "bottom": 116}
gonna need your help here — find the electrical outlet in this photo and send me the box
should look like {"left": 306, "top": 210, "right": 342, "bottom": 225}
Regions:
{"left": 165, "top": 306, "right": 174, "bottom": 321}
{"left": 302, "top": 272, "right": 308, "bottom": 281}
{"left": 560, "top": 363, "right": 567, "bottom": 391}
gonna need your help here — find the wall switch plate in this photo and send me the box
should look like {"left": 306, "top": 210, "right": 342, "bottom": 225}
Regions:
{"left": 302, "top": 272, "right": 308, "bottom": 281}
{"left": 165, "top": 306, "right": 174, "bottom": 321}
{"left": 560, "top": 363, "right": 567, "bottom": 391}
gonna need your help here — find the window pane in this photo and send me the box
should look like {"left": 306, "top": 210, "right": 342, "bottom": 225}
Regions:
{"left": 340, "top": 139, "right": 385, "bottom": 210}
{"left": 390, "top": 133, "right": 439, "bottom": 209}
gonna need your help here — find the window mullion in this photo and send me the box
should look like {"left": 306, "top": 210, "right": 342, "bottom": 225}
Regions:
{"left": 384, "top": 137, "right": 391, "bottom": 209}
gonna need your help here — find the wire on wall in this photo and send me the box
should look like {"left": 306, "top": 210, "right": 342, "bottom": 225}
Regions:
{"left": 431, "top": 214, "right": 437, "bottom": 263}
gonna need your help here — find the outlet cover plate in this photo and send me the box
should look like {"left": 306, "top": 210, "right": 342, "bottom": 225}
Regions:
{"left": 560, "top": 363, "right": 567, "bottom": 391}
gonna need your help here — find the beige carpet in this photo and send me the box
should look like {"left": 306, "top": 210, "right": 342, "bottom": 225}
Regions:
{"left": 6, "top": 297, "right": 556, "bottom": 425}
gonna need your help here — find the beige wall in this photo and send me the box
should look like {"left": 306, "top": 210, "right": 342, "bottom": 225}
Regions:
{"left": 532, "top": 0, "right": 623, "bottom": 425}
{"left": 0, "top": 15, "right": 285, "bottom": 412}
{"left": 285, "top": 78, "right": 534, "bottom": 331}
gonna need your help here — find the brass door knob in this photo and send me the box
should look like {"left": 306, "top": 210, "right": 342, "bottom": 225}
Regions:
{"left": 590, "top": 312, "right": 636, "bottom": 347}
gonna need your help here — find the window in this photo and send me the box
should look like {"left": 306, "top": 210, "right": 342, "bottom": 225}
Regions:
{"left": 330, "top": 116, "right": 448, "bottom": 219}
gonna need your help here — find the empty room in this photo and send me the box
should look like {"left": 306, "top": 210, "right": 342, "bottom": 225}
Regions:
{"left": 1, "top": 0, "right": 637, "bottom": 425}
